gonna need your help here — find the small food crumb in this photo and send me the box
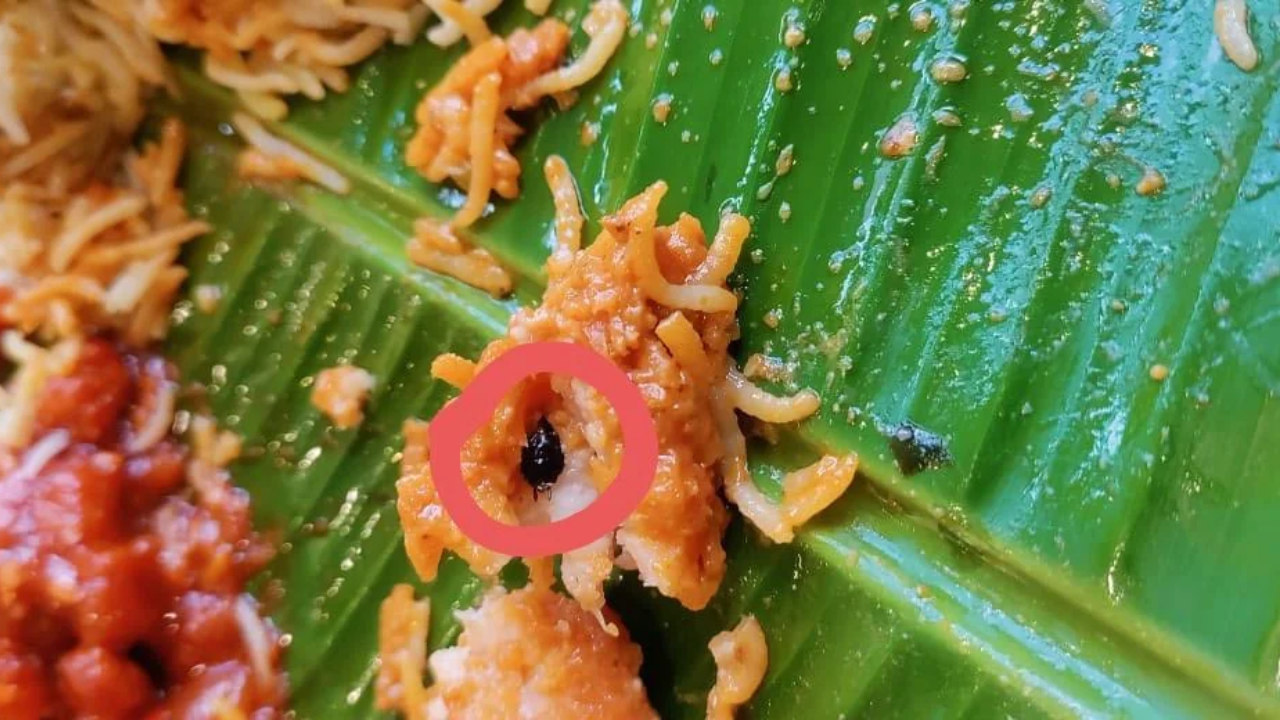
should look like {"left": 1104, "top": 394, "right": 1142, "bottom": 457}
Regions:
{"left": 836, "top": 48, "right": 853, "bottom": 68}
{"left": 775, "top": 67, "right": 794, "bottom": 92}
{"left": 1005, "top": 93, "right": 1034, "bottom": 122}
{"left": 1149, "top": 364, "right": 1169, "bottom": 382}
{"left": 1215, "top": 0, "right": 1259, "bottom": 72}
{"left": 660, "top": 7, "right": 674, "bottom": 26}
{"left": 312, "top": 365, "right": 375, "bottom": 430}
{"left": 195, "top": 284, "right": 222, "bottom": 314}
{"left": 1136, "top": 167, "right": 1166, "bottom": 196}
{"left": 710, "top": 48, "right": 725, "bottom": 65}
{"left": 706, "top": 616, "right": 768, "bottom": 720}
{"left": 1029, "top": 186, "right": 1051, "bottom": 208}
{"left": 910, "top": 3, "right": 935, "bottom": 31}
{"left": 778, "top": 201, "right": 792, "bottom": 222}
{"left": 682, "top": 130, "right": 693, "bottom": 143}
{"left": 930, "top": 57, "right": 968, "bottom": 83}
{"left": 784, "top": 24, "right": 806, "bottom": 48}
{"left": 580, "top": 121, "right": 601, "bottom": 146}
{"left": 645, "top": 32, "right": 658, "bottom": 49}
{"left": 743, "top": 354, "right": 794, "bottom": 383}
{"left": 775, "top": 144, "right": 795, "bottom": 176}
{"left": 652, "top": 94, "right": 674, "bottom": 123}
{"left": 763, "top": 309, "right": 781, "bottom": 328}
{"left": 933, "top": 108, "right": 962, "bottom": 126}
{"left": 1110, "top": 299, "right": 1126, "bottom": 313}
{"left": 879, "top": 115, "right": 920, "bottom": 158}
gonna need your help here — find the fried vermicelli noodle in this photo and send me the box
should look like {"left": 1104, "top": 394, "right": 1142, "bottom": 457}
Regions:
{"left": 0, "top": 119, "right": 209, "bottom": 351}
{"left": 0, "top": 0, "right": 168, "bottom": 191}
{"left": 396, "top": 158, "right": 859, "bottom": 619}
{"left": 403, "top": 0, "right": 627, "bottom": 296}
{"left": 142, "top": 0, "right": 431, "bottom": 120}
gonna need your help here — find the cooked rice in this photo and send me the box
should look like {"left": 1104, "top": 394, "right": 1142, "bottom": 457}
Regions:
{"left": 397, "top": 159, "right": 858, "bottom": 614}
{"left": 378, "top": 583, "right": 657, "bottom": 719}
{"left": 143, "top": 0, "right": 430, "bottom": 120}
{"left": 706, "top": 616, "right": 768, "bottom": 720}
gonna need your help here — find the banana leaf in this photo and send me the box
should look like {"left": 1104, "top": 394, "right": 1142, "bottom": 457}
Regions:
{"left": 163, "top": 0, "right": 1280, "bottom": 716}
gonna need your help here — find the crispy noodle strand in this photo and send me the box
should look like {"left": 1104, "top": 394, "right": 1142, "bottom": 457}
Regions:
{"left": 453, "top": 72, "right": 503, "bottom": 229}
{"left": 655, "top": 312, "right": 713, "bottom": 383}
{"left": 232, "top": 112, "right": 351, "bottom": 194}
{"left": 426, "top": 0, "right": 505, "bottom": 47}
{"left": 143, "top": 0, "right": 429, "bottom": 120}
{"left": 544, "top": 155, "right": 585, "bottom": 251}
{"left": 407, "top": 218, "right": 513, "bottom": 297}
{"left": 725, "top": 367, "right": 821, "bottom": 423}
{"left": 691, "top": 212, "right": 751, "bottom": 286}
{"left": 626, "top": 183, "right": 739, "bottom": 313}
{"left": 508, "top": 0, "right": 629, "bottom": 106}
{"left": 424, "top": 0, "right": 494, "bottom": 47}
{"left": 1, "top": 118, "right": 209, "bottom": 346}
{"left": 431, "top": 353, "right": 478, "bottom": 389}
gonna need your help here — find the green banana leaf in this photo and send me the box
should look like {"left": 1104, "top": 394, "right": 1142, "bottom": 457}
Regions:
{"left": 163, "top": 0, "right": 1280, "bottom": 716}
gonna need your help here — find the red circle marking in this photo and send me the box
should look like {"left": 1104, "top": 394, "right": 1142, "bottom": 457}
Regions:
{"left": 428, "top": 342, "right": 658, "bottom": 557}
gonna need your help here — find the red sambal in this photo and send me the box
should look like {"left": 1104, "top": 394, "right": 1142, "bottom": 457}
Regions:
{"left": 0, "top": 339, "right": 285, "bottom": 719}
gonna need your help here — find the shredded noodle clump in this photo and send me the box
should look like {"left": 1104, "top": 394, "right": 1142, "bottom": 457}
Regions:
{"left": 396, "top": 158, "right": 858, "bottom": 617}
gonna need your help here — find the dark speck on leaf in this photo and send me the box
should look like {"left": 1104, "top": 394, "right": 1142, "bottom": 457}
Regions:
{"left": 522, "top": 418, "right": 564, "bottom": 495}
{"left": 887, "top": 421, "right": 952, "bottom": 476}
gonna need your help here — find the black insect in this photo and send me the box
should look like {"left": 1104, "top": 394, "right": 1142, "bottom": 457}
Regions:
{"left": 521, "top": 418, "right": 565, "bottom": 495}
{"left": 887, "top": 420, "right": 953, "bottom": 476}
